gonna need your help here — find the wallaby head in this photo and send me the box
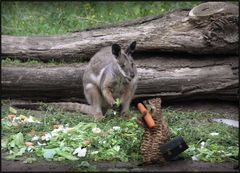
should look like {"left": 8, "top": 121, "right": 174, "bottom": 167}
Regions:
{"left": 111, "top": 41, "right": 137, "bottom": 81}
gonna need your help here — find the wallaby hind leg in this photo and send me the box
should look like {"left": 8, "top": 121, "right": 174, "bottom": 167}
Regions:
{"left": 84, "top": 83, "right": 104, "bottom": 120}
{"left": 101, "top": 106, "right": 108, "bottom": 116}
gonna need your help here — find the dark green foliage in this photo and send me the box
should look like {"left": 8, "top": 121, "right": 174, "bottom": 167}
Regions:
{"left": 2, "top": 1, "right": 200, "bottom": 36}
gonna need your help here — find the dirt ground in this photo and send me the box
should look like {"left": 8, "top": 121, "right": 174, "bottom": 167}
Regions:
{"left": 1, "top": 100, "right": 239, "bottom": 172}
{"left": 1, "top": 159, "right": 239, "bottom": 172}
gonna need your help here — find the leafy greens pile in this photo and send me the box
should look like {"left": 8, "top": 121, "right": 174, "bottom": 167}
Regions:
{"left": 1, "top": 105, "right": 238, "bottom": 164}
{"left": 1, "top": 106, "right": 144, "bottom": 163}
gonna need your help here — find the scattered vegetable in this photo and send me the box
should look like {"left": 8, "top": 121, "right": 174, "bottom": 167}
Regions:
{"left": 1, "top": 104, "right": 238, "bottom": 164}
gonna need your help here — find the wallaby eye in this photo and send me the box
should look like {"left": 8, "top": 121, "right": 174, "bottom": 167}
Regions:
{"left": 121, "top": 64, "right": 125, "bottom": 68}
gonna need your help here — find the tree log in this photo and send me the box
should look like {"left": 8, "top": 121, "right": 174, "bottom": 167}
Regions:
{"left": 1, "top": 2, "right": 239, "bottom": 62}
{"left": 2, "top": 55, "right": 238, "bottom": 103}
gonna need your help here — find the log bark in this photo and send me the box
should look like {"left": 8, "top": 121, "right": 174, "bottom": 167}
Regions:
{"left": 2, "top": 55, "right": 238, "bottom": 103}
{"left": 1, "top": 2, "right": 239, "bottom": 62}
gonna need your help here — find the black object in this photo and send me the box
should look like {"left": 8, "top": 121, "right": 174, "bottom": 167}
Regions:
{"left": 160, "top": 136, "right": 189, "bottom": 160}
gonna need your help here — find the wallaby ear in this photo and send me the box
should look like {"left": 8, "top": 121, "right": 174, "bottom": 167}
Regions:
{"left": 112, "top": 44, "right": 121, "bottom": 57}
{"left": 126, "top": 41, "right": 136, "bottom": 55}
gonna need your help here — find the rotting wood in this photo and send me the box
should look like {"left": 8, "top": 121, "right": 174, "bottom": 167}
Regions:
{"left": 2, "top": 55, "right": 238, "bottom": 103}
{"left": 1, "top": 2, "right": 238, "bottom": 62}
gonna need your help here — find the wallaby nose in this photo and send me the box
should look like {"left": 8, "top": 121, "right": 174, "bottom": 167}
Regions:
{"left": 131, "top": 74, "right": 135, "bottom": 78}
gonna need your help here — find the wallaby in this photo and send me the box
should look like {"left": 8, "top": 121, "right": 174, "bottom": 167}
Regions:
{"left": 49, "top": 42, "right": 138, "bottom": 120}
{"left": 10, "top": 42, "right": 138, "bottom": 121}
{"left": 82, "top": 41, "right": 138, "bottom": 120}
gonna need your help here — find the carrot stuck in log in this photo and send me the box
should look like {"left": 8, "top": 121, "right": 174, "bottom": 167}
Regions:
{"left": 137, "top": 103, "right": 155, "bottom": 128}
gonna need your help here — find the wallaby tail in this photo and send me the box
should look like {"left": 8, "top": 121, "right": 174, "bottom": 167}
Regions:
{"left": 49, "top": 102, "right": 95, "bottom": 115}
{"left": 10, "top": 101, "right": 95, "bottom": 116}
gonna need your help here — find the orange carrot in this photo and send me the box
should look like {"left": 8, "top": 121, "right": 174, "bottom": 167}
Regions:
{"left": 137, "top": 103, "right": 155, "bottom": 128}
{"left": 25, "top": 142, "right": 33, "bottom": 147}
{"left": 83, "top": 140, "right": 91, "bottom": 145}
{"left": 8, "top": 114, "right": 16, "bottom": 119}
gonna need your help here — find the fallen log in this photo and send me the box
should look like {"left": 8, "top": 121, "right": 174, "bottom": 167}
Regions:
{"left": 1, "top": 2, "right": 239, "bottom": 62}
{"left": 2, "top": 54, "right": 238, "bottom": 103}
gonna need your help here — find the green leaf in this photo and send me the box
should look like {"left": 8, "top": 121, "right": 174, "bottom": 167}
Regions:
{"left": 1, "top": 138, "right": 9, "bottom": 149}
{"left": 23, "top": 157, "right": 37, "bottom": 164}
{"left": 9, "top": 106, "right": 17, "bottom": 114}
{"left": 9, "top": 140, "right": 16, "bottom": 148}
{"left": 114, "top": 98, "right": 121, "bottom": 107}
{"left": 42, "top": 148, "right": 57, "bottom": 159}
{"left": 13, "top": 132, "right": 25, "bottom": 148}
{"left": 113, "top": 145, "right": 120, "bottom": 152}
{"left": 4, "top": 155, "right": 17, "bottom": 160}
{"left": 53, "top": 157, "right": 65, "bottom": 161}
{"left": 57, "top": 150, "right": 79, "bottom": 161}
{"left": 79, "top": 161, "right": 90, "bottom": 168}
{"left": 15, "top": 147, "right": 27, "bottom": 156}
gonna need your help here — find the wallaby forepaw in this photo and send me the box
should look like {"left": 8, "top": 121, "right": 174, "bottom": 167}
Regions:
{"left": 112, "top": 103, "right": 121, "bottom": 113}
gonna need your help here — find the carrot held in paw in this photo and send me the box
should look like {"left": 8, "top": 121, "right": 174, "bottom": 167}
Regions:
{"left": 137, "top": 103, "right": 155, "bottom": 128}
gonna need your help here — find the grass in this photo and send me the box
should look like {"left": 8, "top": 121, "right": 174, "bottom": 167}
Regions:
{"left": 1, "top": 58, "right": 82, "bottom": 65}
{"left": 2, "top": 1, "right": 200, "bottom": 36}
{"left": 1, "top": 101, "right": 238, "bottom": 166}
{"left": 163, "top": 107, "right": 238, "bottom": 162}
{"left": 2, "top": 58, "right": 49, "bottom": 65}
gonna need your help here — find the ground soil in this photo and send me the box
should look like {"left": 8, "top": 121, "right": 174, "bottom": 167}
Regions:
{"left": 1, "top": 159, "right": 239, "bottom": 172}
{"left": 1, "top": 100, "right": 239, "bottom": 172}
